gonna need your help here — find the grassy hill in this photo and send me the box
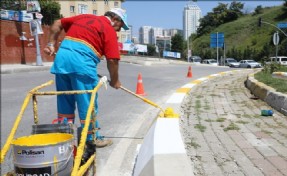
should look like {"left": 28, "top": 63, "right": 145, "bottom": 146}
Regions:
{"left": 191, "top": 6, "right": 287, "bottom": 61}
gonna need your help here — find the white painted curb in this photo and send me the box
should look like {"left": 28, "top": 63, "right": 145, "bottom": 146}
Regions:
{"left": 272, "top": 72, "right": 287, "bottom": 80}
{"left": 133, "top": 69, "right": 246, "bottom": 176}
{"left": 133, "top": 118, "right": 193, "bottom": 176}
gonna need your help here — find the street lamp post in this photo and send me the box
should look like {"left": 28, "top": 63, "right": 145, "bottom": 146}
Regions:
{"left": 259, "top": 18, "right": 287, "bottom": 37}
{"left": 187, "top": 32, "right": 192, "bottom": 62}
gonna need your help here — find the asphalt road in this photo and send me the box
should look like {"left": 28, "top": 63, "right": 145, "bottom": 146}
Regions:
{"left": 1, "top": 61, "right": 234, "bottom": 175}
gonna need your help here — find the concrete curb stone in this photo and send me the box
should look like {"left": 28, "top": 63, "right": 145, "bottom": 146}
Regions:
{"left": 245, "top": 72, "right": 287, "bottom": 116}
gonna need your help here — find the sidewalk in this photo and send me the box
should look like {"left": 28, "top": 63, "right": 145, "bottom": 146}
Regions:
{"left": 0, "top": 57, "right": 187, "bottom": 74}
{"left": 181, "top": 70, "right": 287, "bottom": 176}
{"left": 1, "top": 62, "right": 53, "bottom": 74}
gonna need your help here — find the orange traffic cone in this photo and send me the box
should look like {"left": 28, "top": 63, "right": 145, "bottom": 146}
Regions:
{"left": 136, "top": 73, "right": 146, "bottom": 96}
{"left": 187, "top": 66, "right": 192, "bottom": 78}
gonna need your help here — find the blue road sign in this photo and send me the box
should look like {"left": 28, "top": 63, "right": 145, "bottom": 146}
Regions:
{"left": 210, "top": 32, "right": 224, "bottom": 48}
{"left": 277, "top": 22, "right": 287, "bottom": 28}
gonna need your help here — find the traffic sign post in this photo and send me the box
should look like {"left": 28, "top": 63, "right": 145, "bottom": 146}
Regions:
{"left": 273, "top": 32, "right": 280, "bottom": 45}
{"left": 273, "top": 31, "right": 279, "bottom": 59}
{"left": 210, "top": 32, "right": 224, "bottom": 65}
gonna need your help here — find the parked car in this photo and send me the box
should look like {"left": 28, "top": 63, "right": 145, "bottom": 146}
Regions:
{"left": 189, "top": 56, "right": 202, "bottom": 64}
{"left": 265, "top": 56, "right": 287, "bottom": 66}
{"left": 239, "top": 60, "right": 262, "bottom": 68}
{"left": 202, "top": 59, "right": 218, "bottom": 66}
{"left": 225, "top": 58, "right": 240, "bottom": 67}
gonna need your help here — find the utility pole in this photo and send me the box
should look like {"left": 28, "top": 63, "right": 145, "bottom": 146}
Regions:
{"left": 216, "top": 32, "right": 219, "bottom": 65}
{"left": 187, "top": 34, "right": 189, "bottom": 62}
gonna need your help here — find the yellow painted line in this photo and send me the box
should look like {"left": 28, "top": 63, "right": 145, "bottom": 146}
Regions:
{"left": 176, "top": 88, "right": 191, "bottom": 93}
{"left": 219, "top": 72, "right": 227, "bottom": 75}
{"left": 191, "top": 80, "right": 202, "bottom": 84}
{"left": 207, "top": 75, "right": 216, "bottom": 79}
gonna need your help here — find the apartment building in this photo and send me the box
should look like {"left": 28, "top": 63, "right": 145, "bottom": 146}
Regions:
{"left": 168, "top": 28, "right": 183, "bottom": 37}
{"left": 150, "top": 27, "right": 163, "bottom": 45}
{"left": 56, "top": 0, "right": 123, "bottom": 17}
{"left": 55, "top": 0, "right": 130, "bottom": 43}
{"left": 120, "top": 25, "right": 132, "bottom": 43}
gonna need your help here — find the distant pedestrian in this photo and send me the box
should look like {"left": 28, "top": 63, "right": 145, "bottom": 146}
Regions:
{"left": 43, "top": 8, "right": 129, "bottom": 163}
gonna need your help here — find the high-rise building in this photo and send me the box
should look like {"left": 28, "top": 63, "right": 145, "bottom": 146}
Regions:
{"left": 166, "top": 29, "right": 183, "bottom": 37}
{"left": 139, "top": 26, "right": 152, "bottom": 44}
{"left": 183, "top": 2, "right": 202, "bottom": 40}
{"left": 150, "top": 27, "right": 164, "bottom": 45}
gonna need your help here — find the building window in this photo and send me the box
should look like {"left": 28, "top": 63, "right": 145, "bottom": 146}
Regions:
{"left": 70, "top": 6, "right": 75, "bottom": 13}
{"left": 78, "top": 4, "right": 88, "bottom": 14}
{"left": 93, "top": 10, "right": 97, "bottom": 15}
{"left": 114, "top": 1, "right": 119, "bottom": 7}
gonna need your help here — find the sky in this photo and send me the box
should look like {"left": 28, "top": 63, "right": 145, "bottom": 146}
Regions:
{"left": 122, "top": 0, "right": 285, "bottom": 36}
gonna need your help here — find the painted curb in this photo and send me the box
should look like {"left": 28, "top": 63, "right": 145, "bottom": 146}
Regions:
{"left": 133, "top": 69, "right": 248, "bottom": 176}
{"left": 272, "top": 72, "right": 287, "bottom": 80}
{"left": 245, "top": 72, "right": 287, "bottom": 115}
{"left": 133, "top": 118, "right": 193, "bottom": 176}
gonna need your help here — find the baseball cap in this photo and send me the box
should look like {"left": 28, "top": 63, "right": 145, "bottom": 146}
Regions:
{"left": 110, "top": 8, "right": 129, "bottom": 30}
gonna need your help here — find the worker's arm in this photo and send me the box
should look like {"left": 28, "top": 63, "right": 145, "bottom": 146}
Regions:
{"left": 43, "top": 19, "right": 63, "bottom": 56}
{"left": 106, "top": 59, "right": 121, "bottom": 89}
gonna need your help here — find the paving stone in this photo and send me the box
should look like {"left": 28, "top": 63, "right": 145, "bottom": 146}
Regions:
{"left": 242, "top": 148, "right": 264, "bottom": 159}
{"left": 181, "top": 70, "right": 287, "bottom": 176}
{"left": 267, "top": 156, "right": 287, "bottom": 174}
{"left": 253, "top": 158, "right": 284, "bottom": 176}
{"left": 256, "top": 146, "right": 278, "bottom": 157}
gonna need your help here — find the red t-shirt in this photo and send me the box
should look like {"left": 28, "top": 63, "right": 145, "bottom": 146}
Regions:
{"left": 60, "top": 14, "right": 120, "bottom": 59}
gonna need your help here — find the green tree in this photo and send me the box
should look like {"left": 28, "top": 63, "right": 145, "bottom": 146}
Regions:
{"left": 229, "top": 1, "right": 244, "bottom": 16}
{"left": 39, "top": 0, "right": 61, "bottom": 25}
{"left": 253, "top": 5, "right": 263, "bottom": 15}
{"left": 171, "top": 33, "right": 184, "bottom": 57}
{"left": 226, "top": 1, "right": 244, "bottom": 22}
{"left": 197, "top": 2, "right": 244, "bottom": 36}
{"left": 147, "top": 44, "right": 156, "bottom": 56}
{"left": 1, "top": 0, "right": 25, "bottom": 10}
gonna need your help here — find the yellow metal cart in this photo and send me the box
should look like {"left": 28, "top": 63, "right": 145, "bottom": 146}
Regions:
{"left": 1, "top": 76, "right": 108, "bottom": 176}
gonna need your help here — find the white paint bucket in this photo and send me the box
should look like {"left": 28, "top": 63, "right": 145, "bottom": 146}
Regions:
{"left": 11, "top": 133, "right": 74, "bottom": 176}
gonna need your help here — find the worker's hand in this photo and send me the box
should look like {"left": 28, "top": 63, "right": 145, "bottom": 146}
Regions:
{"left": 44, "top": 46, "right": 55, "bottom": 56}
{"left": 109, "top": 79, "right": 121, "bottom": 89}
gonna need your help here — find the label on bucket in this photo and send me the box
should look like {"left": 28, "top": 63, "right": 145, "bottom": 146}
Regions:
{"left": 15, "top": 166, "right": 51, "bottom": 175}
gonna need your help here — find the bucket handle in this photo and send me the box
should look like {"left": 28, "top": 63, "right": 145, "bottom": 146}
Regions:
{"left": 51, "top": 144, "right": 74, "bottom": 176}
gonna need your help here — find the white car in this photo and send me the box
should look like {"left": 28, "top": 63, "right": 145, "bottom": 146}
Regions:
{"left": 265, "top": 56, "right": 287, "bottom": 66}
{"left": 239, "top": 60, "right": 262, "bottom": 68}
{"left": 225, "top": 58, "right": 240, "bottom": 67}
{"left": 202, "top": 59, "right": 218, "bottom": 66}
